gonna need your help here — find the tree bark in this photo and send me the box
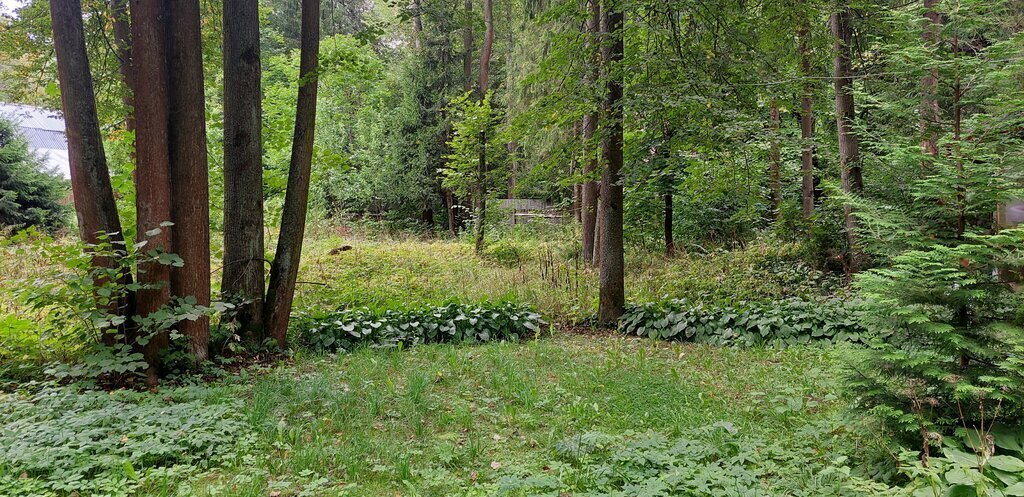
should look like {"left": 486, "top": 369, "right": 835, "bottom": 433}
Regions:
{"left": 920, "top": 0, "right": 941, "bottom": 166}
{"left": 478, "top": 0, "right": 493, "bottom": 93}
{"left": 768, "top": 100, "right": 782, "bottom": 220}
{"left": 832, "top": 5, "right": 863, "bottom": 271}
{"left": 130, "top": 0, "right": 173, "bottom": 383}
{"left": 109, "top": 0, "right": 134, "bottom": 135}
{"left": 462, "top": 0, "right": 473, "bottom": 92}
{"left": 50, "top": 0, "right": 131, "bottom": 346}
{"left": 593, "top": 198, "right": 603, "bottom": 264}
{"left": 167, "top": 0, "right": 211, "bottom": 362}
{"left": 473, "top": 0, "right": 493, "bottom": 255}
{"left": 798, "top": 7, "right": 815, "bottom": 221}
{"left": 580, "top": 0, "right": 600, "bottom": 265}
{"left": 264, "top": 0, "right": 320, "bottom": 348}
{"left": 474, "top": 124, "right": 487, "bottom": 254}
{"left": 664, "top": 189, "right": 674, "bottom": 257}
{"left": 598, "top": 1, "right": 625, "bottom": 326}
{"left": 222, "top": 0, "right": 266, "bottom": 342}
{"left": 411, "top": 0, "right": 423, "bottom": 50}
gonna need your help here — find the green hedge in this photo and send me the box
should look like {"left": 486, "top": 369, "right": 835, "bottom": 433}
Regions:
{"left": 295, "top": 302, "right": 545, "bottom": 352}
{"left": 620, "top": 298, "right": 871, "bottom": 347}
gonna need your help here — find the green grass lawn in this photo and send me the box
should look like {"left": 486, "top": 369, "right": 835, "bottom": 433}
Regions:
{"left": 2, "top": 233, "right": 893, "bottom": 496}
{"left": 139, "top": 334, "right": 880, "bottom": 496}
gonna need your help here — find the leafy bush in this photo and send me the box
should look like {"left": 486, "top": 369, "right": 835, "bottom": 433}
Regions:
{"left": 485, "top": 240, "right": 527, "bottom": 267}
{"left": 294, "top": 301, "right": 545, "bottom": 352}
{"left": 849, "top": 231, "right": 1024, "bottom": 441}
{"left": 1, "top": 228, "right": 223, "bottom": 382}
{"left": 898, "top": 427, "right": 1024, "bottom": 496}
{"left": 620, "top": 297, "right": 871, "bottom": 347}
{"left": 497, "top": 422, "right": 897, "bottom": 496}
{"left": 0, "top": 384, "right": 252, "bottom": 496}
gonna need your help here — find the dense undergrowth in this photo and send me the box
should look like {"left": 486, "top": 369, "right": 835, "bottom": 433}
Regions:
{"left": 621, "top": 297, "right": 871, "bottom": 347}
{"left": 292, "top": 301, "right": 545, "bottom": 352}
{"left": 6, "top": 225, "right": 1019, "bottom": 496}
{"left": 1, "top": 336, "right": 892, "bottom": 496}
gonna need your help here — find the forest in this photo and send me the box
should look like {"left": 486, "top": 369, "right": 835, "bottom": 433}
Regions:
{"left": 1, "top": 0, "right": 1024, "bottom": 494}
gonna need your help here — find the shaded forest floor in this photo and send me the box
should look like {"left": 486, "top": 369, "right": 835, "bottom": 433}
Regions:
{"left": 2, "top": 335, "right": 887, "bottom": 496}
{"left": 2, "top": 227, "right": 898, "bottom": 495}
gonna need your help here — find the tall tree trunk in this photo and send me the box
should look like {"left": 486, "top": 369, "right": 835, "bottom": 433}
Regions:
{"left": 508, "top": 140, "right": 519, "bottom": 197}
{"left": 473, "top": 0, "right": 493, "bottom": 255}
{"left": 832, "top": 4, "right": 863, "bottom": 271}
{"left": 580, "top": 0, "right": 600, "bottom": 265}
{"left": 130, "top": 0, "right": 173, "bottom": 384}
{"left": 478, "top": 0, "right": 493, "bottom": 93}
{"left": 51, "top": 0, "right": 131, "bottom": 347}
{"left": 109, "top": 0, "right": 134, "bottom": 135}
{"left": 411, "top": 0, "right": 423, "bottom": 50}
{"left": 768, "top": 100, "right": 782, "bottom": 220}
{"left": 167, "top": 0, "right": 211, "bottom": 362}
{"left": 798, "top": 8, "right": 815, "bottom": 221}
{"left": 920, "top": 0, "right": 941, "bottom": 166}
{"left": 463, "top": 0, "right": 473, "bottom": 92}
{"left": 222, "top": 0, "right": 266, "bottom": 341}
{"left": 598, "top": 1, "right": 625, "bottom": 326}
{"left": 264, "top": 0, "right": 320, "bottom": 348}
{"left": 952, "top": 27, "right": 965, "bottom": 239}
{"left": 475, "top": 126, "right": 487, "bottom": 254}
{"left": 664, "top": 188, "right": 674, "bottom": 257}
{"left": 593, "top": 198, "right": 603, "bottom": 264}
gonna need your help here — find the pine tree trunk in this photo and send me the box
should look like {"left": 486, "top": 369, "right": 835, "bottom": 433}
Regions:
{"left": 222, "top": 0, "right": 266, "bottom": 342}
{"left": 798, "top": 8, "right": 815, "bottom": 221}
{"left": 920, "top": 0, "right": 941, "bottom": 165}
{"left": 580, "top": 0, "right": 600, "bottom": 265}
{"left": 768, "top": 100, "right": 782, "bottom": 220}
{"left": 264, "top": 0, "right": 320, "bottom": 348}
{"left": 832, "top": 5, "right": 863, "bottom": 272}
{"left": 167, "top": 0, "right": 211, "bottom": 362}
{"left": 598, "top": 2, "right": 625, "bottom": 326}
{"left": 51, "top": 0, "right": 132, "bottom": 347}
{"left": 130, "top": 0, "right": 174, "bottom": 383}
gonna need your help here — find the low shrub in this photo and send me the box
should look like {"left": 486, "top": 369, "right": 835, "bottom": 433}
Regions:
{"left": 497, "top": 422, "right": 897, "bottom": 495}
{"left": 620, "top": 297, "right": 871, "bottom": 347}
{"left": 897, "top": 426, "right": 1024, "bottom": 496}
{"left": 294, "top": 301, "right": 545, "bottom": 352}
{"left": 0, "top": 384, "right": 251, "bottom": 496}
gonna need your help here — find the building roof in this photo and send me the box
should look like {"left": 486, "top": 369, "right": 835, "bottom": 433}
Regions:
{"left": 0, "top": 102, "right": 70, "bottom": 178}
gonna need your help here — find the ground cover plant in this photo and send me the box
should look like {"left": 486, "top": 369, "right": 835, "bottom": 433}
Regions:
{"left": 0, "top": 335, "right": 890, "bottom": 496}
{"left": 3, "top": 0, "right": 1024, "bottom": 494}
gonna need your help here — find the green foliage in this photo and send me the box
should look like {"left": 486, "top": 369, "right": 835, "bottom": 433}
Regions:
{"left": 442, "top": 90, "right": 503, "bottom": 199}
{"left": 0, "top": 117, "right": 68, "bottom": 231}
{"left": 294, "top": 301, "right": 545, "bottom": 352}
{"left": 498, "top": 422, "right": 897, "bottom": 496}
{"left": 484, "top": 239, "right": 527, "bottom": 267}
{"left": 898, "top": 428, "right": 1024, "bottom": 497}
{"left": 1, "top": 228, "right": 224, "bottom": 382}
{"left": 620, "top": 297, "right": 871, "bottom": 347}
{"left": 0, "top": 383, "right": 251, "bottom": 497}
{"left": 849, "top": 230, "right": 1024, "bottom": 441}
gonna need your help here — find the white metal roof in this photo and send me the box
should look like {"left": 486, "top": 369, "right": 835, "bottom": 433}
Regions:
{"left": 0, "top": 102, "right": 71, "bottom": 178}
